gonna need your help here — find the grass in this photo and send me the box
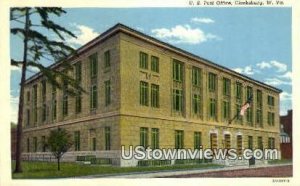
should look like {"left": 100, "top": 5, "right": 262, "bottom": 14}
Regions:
{"left": 268, "top": 159, "right": 292, "bottom": 165}
{"left": 12, "top": 161, "right": 222, "bottom": 178}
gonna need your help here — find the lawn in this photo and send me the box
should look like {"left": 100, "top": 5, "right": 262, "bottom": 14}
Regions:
{"left": 268, "top": 159, "right": 292, "bottom": 165}
{"left": 12, "top": 161, "right": 222, "bottom": 178}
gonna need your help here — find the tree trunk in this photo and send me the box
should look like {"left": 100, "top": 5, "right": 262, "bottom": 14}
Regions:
{"left": 57, "top": 157, "right": 60, "bottom": 171}
{"left": 14, "top": 8, "right": 30, "bottom": 173}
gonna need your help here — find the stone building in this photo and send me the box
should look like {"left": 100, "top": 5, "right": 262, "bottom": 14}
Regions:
{"left": 21, "top": 23, "right": 281, "bottom": 166}
{"left": 280, "top": 110, "right": 292, "bottom": 159}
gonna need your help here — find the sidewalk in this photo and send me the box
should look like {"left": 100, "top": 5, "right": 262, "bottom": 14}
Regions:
{"left": 80, "top": 163, "right": 292, "bottom": 178}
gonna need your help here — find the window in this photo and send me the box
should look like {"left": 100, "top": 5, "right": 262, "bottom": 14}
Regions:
{"left": 246, "top": 108, "right": 253, "bottom": 124}
{"left": 224, "top": 134, "right": 231, "bottom": 149}
{"left": 223, "top": 78, "right": 231, "bottom": 96}
{"left": 256, "top": 109, "right": 263, "bottom": 126}
{"left": 236, "top": 104, "right": 242, "bottom": 123}
{"left": 26, "top": 91, "right": 30, "bottom": 103}
{"left": 208, "top": 72, "right": 217, "bottom": 92}
{"left": 105, "top": 80, "right": 111, "bottom": 106}
{"left": 151, "top": 128, "right": 159, "bottom": 149}
{"left": 246, "top": 86, "right": 253, "bottom": 99}
{"left": 52, "top": 85, "right": 57, "bottom": 120}
{"left": 210, "top": 133, "right": 218, "bottom": 150}
{"left": 173, "top": 89, "right": 183, "bottom": 112}
{"left": 151, "top": 84, "right": 159, "bottom": 108}
{"left": 236, "top": 82, "right": 242, "bottom": 100}
{"left": 41, "top": 80, "right": 46, "bottom": 102}
{"left": 33, "top": 137, "right": 37, "bottom": 152}
{"left": 42, "top": 136, "right": 46, "bottom": 152}
{"left": 173, "top": 60, "right": 183, "bottom": 82}
{"left": 42, "top": 104, "right": 46, "bottom": 122}
{"left": 140, "top": 127, "right": 148, "bottom": 148}
{"left": 75, "top": 92, "right": 82, "bottom": 114}
{"left": 209, "top": 98, "right": 216, "bottom": 119}
{"left": 140, "top": 52, "right": 148, "bottom": 69}
{"left": 248, "top": 136, "right": 253, "bottom": 150}
{"left": 257, "top": 136, "right": 263, "bottom": 150}
{"left": 257, "top": 90, "right": 262, "bottom": 108}
{"left": 268, "top": 112, "right": 275, "bottom": 126}
{"left": 33, "top": 85, "right": 38, "bottom": 124}
{"left": 92, "top": 137, "right": 96, "bottom": 151}
{"left": 268, "top": 137, "right": 275, "bottom": 149}
{"left": 62, "top": 80, "right": 68, "bottom": 116}
{"left": 223, "top": 101, "right": 230, "bottom": 120}
{"left": 192, "top": 67, "right": 201, "bottom": 87}
{"left": 89, "top": 53, "right": 98, "bottom": 79}
{"left": 105, "top": 127, "right": 111, "bottom": 150}
{"left": 237, "top": 135, "right": 242, "bottom": 156}
{"left": 140, "top": 81, "right": 149, "bottom": 106}
{"left": 151, "top": 56, "right": 159, "bottom": 73}
{"left": 74, "top": 131, "right": 80, "bottom": 151}
{"left": 26, "top": 109, "right": 30, "bottom": 127}
{"left": 194, "top": 132, "right": 202, "bottom": 149}
{"left": 104, "top": 50, "right": 110, "bottom": 68}
{"left": 27, "top": 138, "right": 30, "bottom": 152}
{"left": 90, "top": 85, "right": 98, "bottom": 109}
{"left": 52, "top": 100, "right": 57, "bottom": 120}
{"left": 193, "top": 94, "right": 201, "bottom": 115}
{"left": 175, "top": 130, "right": 184, "bottom": 149}
{"left": 268, "top": 95, "right": 275, "bottom": 106}
{"left": 75, "top": 62, "right": 82, "bottom": 82}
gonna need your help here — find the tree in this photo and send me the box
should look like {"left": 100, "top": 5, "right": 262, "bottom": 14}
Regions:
{"left": 47, "top": 128, "right": 72, "bottom": 171}
{"left": 11, "top": 8, "right": 84, "bottom": 173}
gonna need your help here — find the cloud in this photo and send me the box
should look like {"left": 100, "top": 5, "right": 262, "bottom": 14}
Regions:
{"left": 191, "top": 17, "right": 215, "bottom": 24}
{"left": 10, "top": 94, "right": 19, "bottom": 123}
{"left": 256, "top": 60, "right": 287, "bottom": 72}
{"left": 232, "top": 66, "right": 256, "bottom": 75}
{"left": 136, "top": 27, "right": 144, "bottom": 32}
{"left": 27, "top": 66, "right": 40, "bottom": 73}
{"left": 264, "top": 78, "right": 292, "bottom": 86}
{"left": 11, "top": 65, "right": 21, "bottom": 72}
{"left": 270, "top": 60, "right": 287, "bottom": 72}
{"left": 279, "top": 71, "right": 292, "bottom": 80}
{"left": 67, "top": 23, "right": 99, "bottom": 47}
{"left": 280, "top": 91, "right": 292, "bottom": 101}
{"left": 256, "top": 61, "right": 271, "bottom": 69}
{"left": 151, "top": 25, "right": 219, "bottom": 45}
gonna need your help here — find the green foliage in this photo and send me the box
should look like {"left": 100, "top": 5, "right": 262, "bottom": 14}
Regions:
{"left": 138, "top": 160, "right": 171, "bottom": 167}
{"left": 47, "top": 128, "right": 72, "bottom": 160}
{"left": 10, "top": 7, "right": 86, "bottom": 96}
{"left": 76, "top": 155, "right": 96, "bottom": 162}
{"left": 90, "top": 158, "right": 112, "bottom": 165}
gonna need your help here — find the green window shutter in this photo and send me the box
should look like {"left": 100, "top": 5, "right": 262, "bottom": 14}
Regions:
{"left": 151, "top": 128, "right": 159, "bottom": 149}
{"left": 139, "top": 52, "right": 148, "bottom": 69}
{"left": 151, "top": 56, "right": 159, "bottom": 73}
{"left": 140, "top": 81, "right": 149, "bottom": 106}
{"left": 151, "top": 84, "right": 159, "bottom": 108}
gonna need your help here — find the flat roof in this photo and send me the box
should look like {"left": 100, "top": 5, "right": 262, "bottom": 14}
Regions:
{"left": 24, "top": 23, "right": 282, "bottom": 93}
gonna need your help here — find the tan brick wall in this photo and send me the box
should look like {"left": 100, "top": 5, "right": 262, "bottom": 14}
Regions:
{"left": 21, "top": 28, "right": 281, "bottom": 158}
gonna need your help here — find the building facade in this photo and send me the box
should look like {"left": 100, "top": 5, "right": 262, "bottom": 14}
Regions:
{"left": 21, "top": 24, "right": 281, "bottom": 166}
{"left": 280, "top": 110, "right": 292, "bottom": 159}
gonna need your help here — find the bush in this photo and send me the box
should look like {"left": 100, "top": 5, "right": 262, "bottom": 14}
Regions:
{"left": 174, "top": 158, "right": 212, "bottom": 165}
{"left": 90, "top": 158, "right": 112, "bottom": 165}
{"left": 76, "top": 155, "right": 96, "bottom": 162}
{"left": 138, "top": 160, "right": 171, "bottom": 167}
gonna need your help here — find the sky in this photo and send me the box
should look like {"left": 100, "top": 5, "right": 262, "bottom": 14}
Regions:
{"left": 10, "top": 8, "right": 292, "bottom": 123}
